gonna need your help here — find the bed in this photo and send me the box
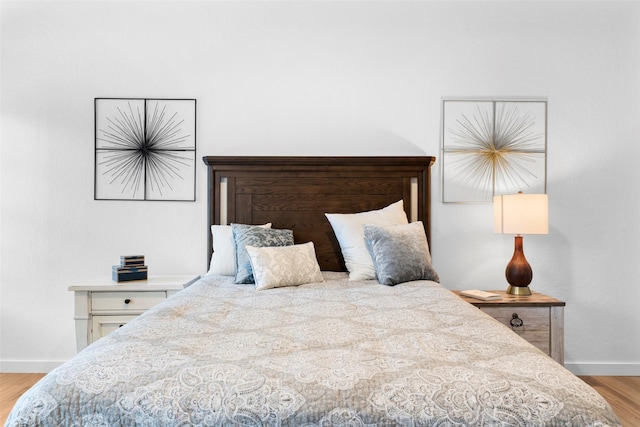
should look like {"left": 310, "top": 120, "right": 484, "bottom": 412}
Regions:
{"left": 7, "top": 156, "right": 620, "bottom": 426}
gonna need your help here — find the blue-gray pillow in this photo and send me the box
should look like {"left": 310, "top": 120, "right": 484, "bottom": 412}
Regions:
{"left": 232, "top": 224, "right": 294, "bottom": 284}
{"left": 363, "top": 221, "right": 439, "bottom": 286}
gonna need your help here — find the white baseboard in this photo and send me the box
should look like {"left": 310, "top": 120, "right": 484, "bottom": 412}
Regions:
{"left": 2, "top": 359, "right": 639, "bottom": 376}
{"left": 565, "top": 363, "right": 640, "bottom": 376}
{"left": 0, "top": 360, "right": 65, "bottom": 373}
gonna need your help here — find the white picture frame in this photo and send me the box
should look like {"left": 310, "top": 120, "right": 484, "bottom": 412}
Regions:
{"left": 441, "top": 98, "right": 547, "bottom": 203}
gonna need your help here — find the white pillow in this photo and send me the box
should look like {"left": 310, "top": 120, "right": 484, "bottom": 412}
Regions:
{"left": 246, "top": 242, "right": 324, "bottom": 291}
{"left": 206, "top": 223, "right": 271, "bottom": 276}
{"left": 325, "top": 200, "right": 408, "bottom": 280}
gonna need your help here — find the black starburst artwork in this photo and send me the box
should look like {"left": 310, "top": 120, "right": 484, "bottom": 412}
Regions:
{"left": 442, "top": 100, "right": 546, "bottom": 203}
{"left": 95, "top": 98, "right": 196, "bottom": 201}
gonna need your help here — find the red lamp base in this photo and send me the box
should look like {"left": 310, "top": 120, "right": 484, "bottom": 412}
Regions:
{"left": 505, "top": 235, "right": 533, "bottom": 296}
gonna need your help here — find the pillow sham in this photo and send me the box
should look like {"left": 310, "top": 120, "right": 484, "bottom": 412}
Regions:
{"left": 363, "top": 221, "right": 439, "bottom": 286}
{"left": 232, "top": 224, "right": 294, "bottom": 284}
{"left": 325, "top": 200, "right": 408, "bottom": 280}
{"left": 246, "top": 242, "right": 324, "bottom": 291}
{"left": 206, "top": 223, "right": 271, "bottom": 276}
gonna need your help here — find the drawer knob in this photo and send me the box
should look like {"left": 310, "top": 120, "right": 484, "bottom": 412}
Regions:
{"left": 124, "top": 299, "right": 131, "bottom": 304}
{"left": 510, "top": 313, "right": 524, "bottom": 328}
{"left": 119, "top": 324, "right": 124, "bottom": 328}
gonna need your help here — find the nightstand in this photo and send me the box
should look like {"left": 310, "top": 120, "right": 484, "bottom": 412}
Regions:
{"left": 69, "top": 275, "right": 200, "bottom": 351}
{"left": 452, "top": 290, "right": 565, "bottom": 365}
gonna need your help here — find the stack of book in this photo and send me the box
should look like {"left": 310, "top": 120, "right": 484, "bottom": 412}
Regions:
{"left": 112, "top": 255, "right": 148, "bottom": 282}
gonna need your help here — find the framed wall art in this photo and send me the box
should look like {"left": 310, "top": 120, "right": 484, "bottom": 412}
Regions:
{"left": 95, "top": 98, "right": 197, "bottom": 201}
{"left": 441, "top": 98, "right": 547, "bottom": 203}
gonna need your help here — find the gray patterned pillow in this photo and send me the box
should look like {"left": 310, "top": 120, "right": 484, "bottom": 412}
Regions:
{"left": 232, "top": 224, "right": 294, "bottom": 284}
{"left": 207, "top": 223, "right": 271, "bottom": 276}
{"left": 363, "top": 221, "right": 439, "bottom": 286}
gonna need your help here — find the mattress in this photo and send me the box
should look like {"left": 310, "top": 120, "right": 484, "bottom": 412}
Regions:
{"left": 6, "top": 273, "right": 620, "bottom": 426}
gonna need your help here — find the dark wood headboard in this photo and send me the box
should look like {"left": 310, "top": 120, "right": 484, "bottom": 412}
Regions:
{"left": 202, "top": 156, "right": 436, "bottom": 272}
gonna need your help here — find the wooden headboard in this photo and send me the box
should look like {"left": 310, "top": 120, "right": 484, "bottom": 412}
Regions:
{"left": 202, "top": 156, "right": 436, "bottom": 272}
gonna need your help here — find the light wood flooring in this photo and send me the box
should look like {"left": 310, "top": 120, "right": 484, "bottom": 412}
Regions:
{"left": 580, "top": 376, "right": 640, "bottom": 426}
{"left": 1, "top": 373, "right": 638, "bottom": 425}
{"left": 1, "top": 373, "right": 46, "bottom": 425}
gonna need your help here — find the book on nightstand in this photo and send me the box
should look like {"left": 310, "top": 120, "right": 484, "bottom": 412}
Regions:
{"left": 120, "top": 255, "right": 146, "bottom": 267}
{"left": 112, "top": 265, "right": 148, "bottom": 282}
{"left": 113, "top": 255, "right": 148, "bottom": 282}
{"left": 460, "top": 290, "right": 501, "bottom": 301}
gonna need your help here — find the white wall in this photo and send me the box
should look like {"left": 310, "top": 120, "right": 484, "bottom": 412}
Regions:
{"left": 1, "top": 1, "right": 638, "bottom": 375}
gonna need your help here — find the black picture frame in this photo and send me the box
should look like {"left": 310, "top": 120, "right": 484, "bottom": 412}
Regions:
{"left": 95, "top": 98, "right": 197, "bottom": 201}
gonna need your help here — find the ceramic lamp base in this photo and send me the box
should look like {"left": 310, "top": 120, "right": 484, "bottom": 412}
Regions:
{"left": 505, "top": 235, "right": 533, "bottom": 296}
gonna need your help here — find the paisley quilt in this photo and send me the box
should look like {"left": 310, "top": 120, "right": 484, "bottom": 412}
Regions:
{"left": 6, "top": 273, "right": 620, "bottom": 426}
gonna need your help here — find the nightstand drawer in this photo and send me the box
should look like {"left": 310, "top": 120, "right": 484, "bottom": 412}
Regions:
{"left": 480, "top": 306, "right": 550, "bottom": 354}
{"left": 92, "top": 315, "right": 138, "bottom": 340}
{"left": 91, "top": 291, "right": 166, "bottom": 312}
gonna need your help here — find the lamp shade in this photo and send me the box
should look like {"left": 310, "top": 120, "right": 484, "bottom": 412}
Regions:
{"left": 494, "top": 193, "right": 548, "bottom": 235}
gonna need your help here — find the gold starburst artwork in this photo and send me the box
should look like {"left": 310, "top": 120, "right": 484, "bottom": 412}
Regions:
{"left": 442, "top": 99, "right": 546, "bottom": 203}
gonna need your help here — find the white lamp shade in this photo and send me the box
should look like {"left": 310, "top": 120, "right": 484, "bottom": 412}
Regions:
{"left": 494, "top": 193, "right": 548, "bottom": 235}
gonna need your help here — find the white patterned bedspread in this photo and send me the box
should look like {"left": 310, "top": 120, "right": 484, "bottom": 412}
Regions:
{"left": 7, "top": 273, "right": 620, "bottom": 426}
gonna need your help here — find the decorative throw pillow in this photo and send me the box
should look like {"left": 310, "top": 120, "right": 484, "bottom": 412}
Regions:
{"left": 363, "top": 221, "right": 439, "bottom": 286}
{"left": 206, "top": 223, "right": 271, "bottom": 276}
{"left": 232, "top": 224, "right": 294, "bottom": 284}
{"left": 246, "top": 242, "right": 324, "bottom": 291}
{"left": 325, "top": 200, "right": 409, "bottom": 280}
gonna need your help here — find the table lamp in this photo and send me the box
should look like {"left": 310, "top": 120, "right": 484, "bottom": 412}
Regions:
{"left": 494, "top": 192, "right": 548, "bottom": 295}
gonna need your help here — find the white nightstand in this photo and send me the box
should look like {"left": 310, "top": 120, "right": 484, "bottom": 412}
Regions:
{"left": 69, "top": 275, "right": 200, "bottom": 351}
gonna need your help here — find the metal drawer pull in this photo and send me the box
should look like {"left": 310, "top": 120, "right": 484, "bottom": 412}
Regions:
{"left": 124, "top": 299, "right": 131, "bottom": 304}
{"left": 510, "top": 313, "right": 524, "bottom": 328}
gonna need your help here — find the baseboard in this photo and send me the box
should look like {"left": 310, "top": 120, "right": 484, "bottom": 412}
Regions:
{"left": 565, "top": 363, "right": 640, "bottom": 376}
{"left": 0, "top": 360, "right": 65, "bottom": 373}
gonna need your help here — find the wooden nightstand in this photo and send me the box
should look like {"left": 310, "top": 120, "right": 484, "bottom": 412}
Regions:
{"left": 69, "top": 275, "right": 200, "bottom": 351}
{"left": 453, "top": 290, "right": 566, "bottom": 365}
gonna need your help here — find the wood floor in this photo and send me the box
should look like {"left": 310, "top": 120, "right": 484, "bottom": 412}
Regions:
{"left": 1, "top": 373, "right": 638, "bottom": 425}
{"left": 580, "top": 376, "right": 640, "bottom": 426}
{"left": 1, "top": 373, "right": 46, "bottom": 425}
